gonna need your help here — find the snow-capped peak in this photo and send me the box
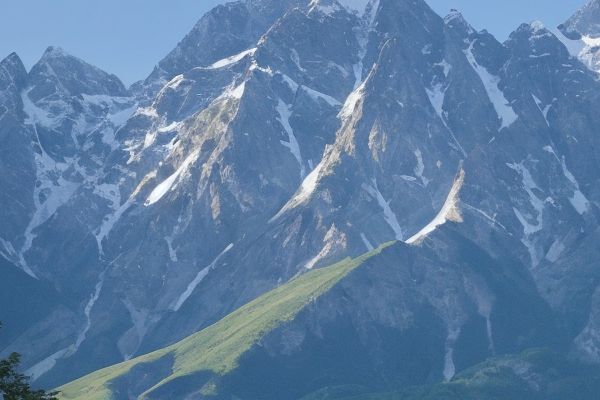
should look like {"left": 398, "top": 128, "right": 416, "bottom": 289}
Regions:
{"left": 530, "top": 20, "right": 546, "bottom": 32}
{"left": 560, "top": 0, "right": 600, "bottom": 39}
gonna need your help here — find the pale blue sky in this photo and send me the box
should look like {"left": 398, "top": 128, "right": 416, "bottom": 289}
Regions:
{"left": 0, "top": 0, "right": 586, "bottom": 85}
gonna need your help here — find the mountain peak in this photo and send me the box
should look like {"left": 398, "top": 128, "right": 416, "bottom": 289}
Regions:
{"left": 507, "top": 21, "right": 568, "bottom": 59}
{"left": 530, "top": 20, "right": 546, "bottom": 32}
{"left": 1, "top": 52, "right": 26, "bottom": 75}
{"left": 444, "top": 8, "right": 464, "bottom": 22}
{"left": 0, "top": 52, "right": 28, "bottom": 90}
{"left": 513, "top": 20, "right": 552, "bottom": 38}
{"left": 29, "top": 46, "right": 128, "bottom": 97}
{"left": 1, "top": 51, "right": 24, "bottom": 67}
{"left": 444, "top": 9, "right": 475, "bottom": 35}
{"left": 41, "top": 45, "right": 67, "bottom": 59}
{"left": 144, "top": 0, "right": 305, "bottom": 96}
{"left": 559, "top": 0, "right": 600, "bottom": 39}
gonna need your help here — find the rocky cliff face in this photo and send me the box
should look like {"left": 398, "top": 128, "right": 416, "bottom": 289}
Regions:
{"left": 1, "top": 0, "right": 600, "bottom": 394}
{"left": 557, "top": 0, "right": 600, "bottom": 74}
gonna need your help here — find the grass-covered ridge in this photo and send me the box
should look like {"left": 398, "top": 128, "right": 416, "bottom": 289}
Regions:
{"left": 58, "top": 242, "right": 395, "bottom": 400}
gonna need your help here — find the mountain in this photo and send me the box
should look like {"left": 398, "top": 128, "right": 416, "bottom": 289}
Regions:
{"left": 53, "top": 237, "right": 580, "bottom": 399}
{"left": 560, "top": 0, "right": 600, "bottom": 39}
{"left": 556, "top": 0, "right": 600, "bottom": 73}
{"left": 137, "top": 0, "right": 305, "bottom": 98}
{"left": 57, "top": 244, "right": 392, "bottom": 399}
{"left": 0, "top": 45, "right": 138, "bottom": 387}
{"left": 1, "top": 0, "right": 600, "bottom": 397}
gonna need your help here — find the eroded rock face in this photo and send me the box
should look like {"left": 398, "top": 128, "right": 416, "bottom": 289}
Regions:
{"left": 560, "top": 0, "right": 600, "bottom": 39}
{"left": 557, "top": 0, "right": 600, "bottom": 74}
{"left": 2, "top": 0, "right": 600, "bottom": 391}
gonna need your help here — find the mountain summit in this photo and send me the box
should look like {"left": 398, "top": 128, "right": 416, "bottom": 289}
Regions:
{"left": 559, "top": 0, "right": 600, "bottom": 39}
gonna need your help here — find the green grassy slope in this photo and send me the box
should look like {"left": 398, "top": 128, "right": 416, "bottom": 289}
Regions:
{"left": 58, "top": 242, "right": 395, "bottom": 400}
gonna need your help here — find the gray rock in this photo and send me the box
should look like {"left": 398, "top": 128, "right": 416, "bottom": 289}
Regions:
{"left": 2, "top": 0, "right": 600, "bottom": 392}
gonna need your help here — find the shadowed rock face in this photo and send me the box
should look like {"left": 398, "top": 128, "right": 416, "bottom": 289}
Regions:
{"left": 2, "top": 0, "right": 600, "bottom": 393}
{"left": 558, "top": 0, "right": 600, "bottom": 74}
{"left": 559, "top": 0, "right": 600, "bottom": 39}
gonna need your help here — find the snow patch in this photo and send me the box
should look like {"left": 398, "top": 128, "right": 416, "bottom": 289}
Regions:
{"left": 280, "top": 74, "right": 300, "bottom": 92}
{"left": 570, "top": 190, "right": 590, "bottom": 215}
{"left": 551, "top": 27, "right": 586, "bottom": 58}
{"left": 339, "top": 81, "right": 365, "bottom": 120}
{"left": 290, "top": 49, "right": 306, "bottom": 73}
{"left": 463, "top": 203, "right": 507, "bottom": 231}
{"left": 96, "top": 199, "right": 132, "bottom": 253}
{"left": 363, "top": 180, "right": 404, "bottom": 241}
{"left": 407, "top": 169, "right": 465, "bottom": 244}
{"left": 413, "top": 149, "right": 429, "bottom": 186}
{"left": 18, "top": 134, "right": 79, "bottom": 277}
{"left": 508, "top": 162, "right": 544, "bottom": 235}
{"left": 135, "top": 106, "right": 159, "bottom": 119}
{"left": 507, "top": 162, "right": 545, "bottom": 265}
{"left": 165, "top": 236, "right": 178, "bottom": 262}
{"left": 543, "top": 145, "right": 590, "bottom": 215}
{"left": 436, "top": 59, "right": 452, "bottom": 77}
{"left": 551, "top": 27, "right": 600, "bottom": 74}
{"left": 309, "top": 0, "right": 344, "bottom": 16}
{"left": 530, "top": 20, "right": 545, "bottom": 32}
{"left": 21, "top": 89, "right": 63, "bottom": 128}
{"left": 545, "top": 239, "right": 566, "bottom": 263}
{"left": 532, "top": 94, "right": 551, "bottom": 126}
{"left": 30, "top": 271, "right": 108, "bottom": 379}
{"left": 559, "top": 157, "right": 590, "bottom": 215}
{"left": 465, "top": 42, "right": 518, "bottom": 130}
{"left": 364, "top": 0, "right": 380, "bottom": 25}
{"left": 109, "top": 104, "right": 136, "bottom": 127}
{"left": 0, "top": 238, "right": 18, "bottom": 263}
{"left": 228, "top": 82, "right": 246, "bottom": 99}
{"left": 26, "top": 347, "right": 71, "bottom": 382}
{"left": 73, "top": 274, "right": 105, "bottom": 353}
{"left": 426, "top": 83, "right": 446, "bottom": 122}
{"left": 443, "top": 327, "right": 461, "bottom": 381}
{"left": 270, "top": 162, "right": 325, "bottom": 221}
{"left": 426, "top": 82, "right": 466, "bottom": 156}
{"left": 172, "top": 244, "right": 234, "bottom": 311}
{"left": 298, "top": 163, "right": 323, "bottom": 202}
{"left": 278, "top": 73, "right": 340, "bottom": 107}
{"left": 145, "top": 151, "right": 200, "bottom": 206}
{"left": 300, "top": 85, "right": 342, "bottom": 107}
{"left": 208, "top": 48, "right": 256, "bottom": 69}
{"left": 217, "top": 81, "right": 246, "bottom": 102}
{"left": 276, "top": 99, "right": 306, "bottom": 178}
{"left": 360, "top": 232, "right": 374, "bottom": 251}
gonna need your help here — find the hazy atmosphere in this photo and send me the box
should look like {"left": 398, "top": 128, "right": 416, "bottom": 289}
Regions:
{"left": 3, "top": 0, "right": 600, "bottom": 399}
